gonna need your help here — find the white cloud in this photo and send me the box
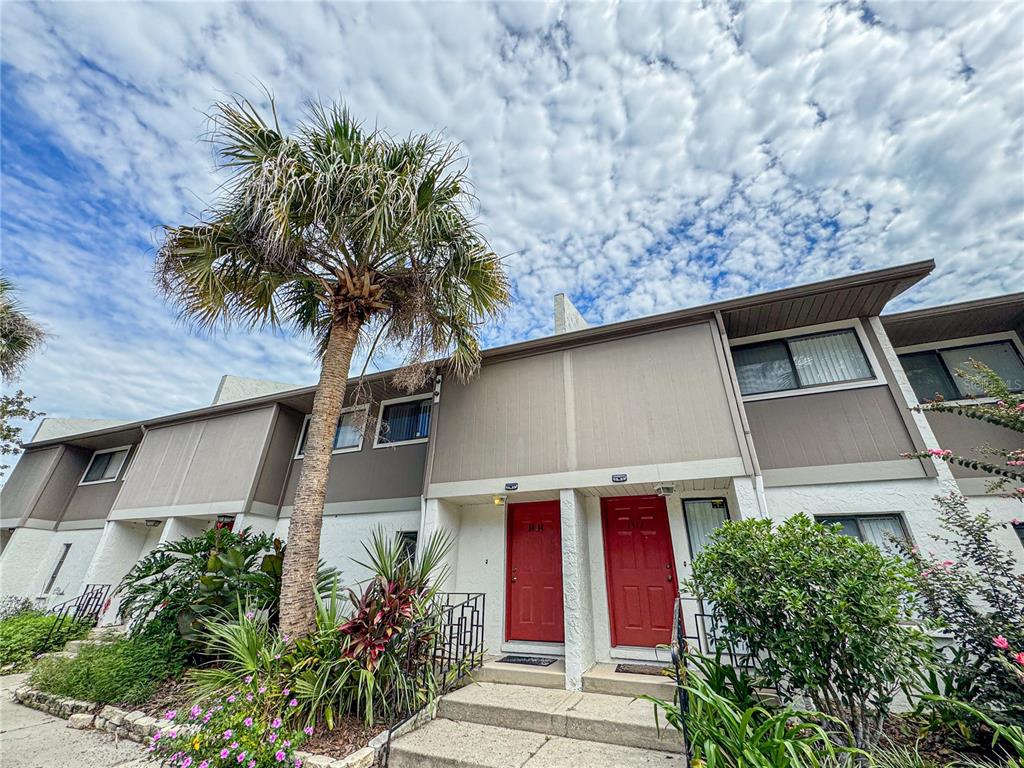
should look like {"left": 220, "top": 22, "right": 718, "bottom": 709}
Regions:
{"left": 0, "top": 0, "right": 1021, "bottom": 439}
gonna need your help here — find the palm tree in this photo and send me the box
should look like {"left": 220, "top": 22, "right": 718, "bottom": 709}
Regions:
{"left": 0, "top": 275, "right": 46, "bottom": 382}
{"left": 156, "top": 96, "right": 509, "bottom": 636}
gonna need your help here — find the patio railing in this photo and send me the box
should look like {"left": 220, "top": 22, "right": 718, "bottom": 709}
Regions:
{"left": 40, "top": 583, "right": 111, "bottom": 650}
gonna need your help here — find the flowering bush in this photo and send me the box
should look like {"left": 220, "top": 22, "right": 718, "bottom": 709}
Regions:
{"left": 150, "top": 688, "right": 308, "bottom": 768}
{"left": 898, "top": 494, "right": 1024, "bottom": 725}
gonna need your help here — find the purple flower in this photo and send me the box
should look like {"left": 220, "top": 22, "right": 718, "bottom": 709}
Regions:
{"left": 244, "top": 674, "right": 253, "bottom": 684}
{"left": 152, "top": 732, "right": 162, "bottom": 741}
{"left": 245, "top": 611, "right": 254, "bottom": 619}
{"left": 268, "top": 733, "right": 278, "bottom": 744}
{"left": 203, "top": 714, "right": 212, "bottom": 723}
{"left": 294, "top": 762, "right": 302, "bottom": 768}
{"left": 258, "top": 686, "right": 267, "bottom": 694}
{"left": 288, "top": 698, "right": 298, "bottom": 708}
{"left": 274, "top": 653, "right": 281, "bottom": 660}
{"left": 182, "top": 758, "right": 193, "bottom": 768}
{"left": 220, "top": 749, "right": 231, "bottom": 759}
{"left": 230, "top": 742, "right": 239, "bottom": 750}
{"left": 199, "top": 762, "right": 210, "bottom": 768}
{"left": 243, "top": 717, "right": 254, "bottom": 727}
{"left": 303, "top": 726, "right": 314, "bottom": 736}
{"left": 236, "top": 753, "right": 246, "bottom": 763}
{"left": 248, "top": 762, "right": 256, "bottom": 768}
{"left": 227, "top": 694, "right": 236, "bottom": 703}
{"left": 275, "top": 751, "right": 286, "bottom": 762}
{"left": 282, "top": 688, "right": 290, "bottom": 696}
{"left": 169, "top": 730, "right": 178, "bottom": 739}
{"left": 223, "top": 729, "right": 233, "bottom": 739}
{"left": 271, "top": 718, "right": 282, "bottom": 729}
{"left": 189, "top": 705, "right": 202, "bottom": 720}
{"left": 165, "top": 710, "right": 177, "bottom": 720}
{"left": 245, "top": 693, "right": 254, "bottom": 702}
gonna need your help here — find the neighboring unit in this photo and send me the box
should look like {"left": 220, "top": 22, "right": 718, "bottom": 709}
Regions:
{"left": 2, "top": 261, "right": 1021, "bottom": 693}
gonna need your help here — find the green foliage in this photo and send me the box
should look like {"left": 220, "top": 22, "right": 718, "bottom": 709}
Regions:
{"left": 152, "top": 687, "right": 307, "bottom": 768}
{"left": 0, "top": 389, "right": 42, "bottom": 478}
{"left": 116, "top": 527, "right": 335, "bottom": 641}
{"left": 0, "top": 611, "right": 90, "bottom": 670}
{"left": 685, "top": 513, "right": 928, "bottom": 750}
{"left": 898, "top": 496, "right": 1024, "bottom": 726}
{"left": 190, "top": 529, "right": 455, "bottom": 729}
{"left": 639, "top": 667, "right": 863, "bottom": 768}
{"left": 30, "top": 625, "right": 187, "bottom": 705}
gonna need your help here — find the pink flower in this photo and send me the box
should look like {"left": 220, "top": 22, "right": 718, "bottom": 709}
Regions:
{"left": 289, "top": 699, "right": 298, "bottom": 707}
{"left": 169, "top": 730, "right": 178, "bottom": 739}
{"left": 152, "top": 732, "right": 162, "bottom": 741}
{"left": 274, "top": 654, "right": 281, "bottom": 660}
{"left": 244, "top": 675, "right": 253, "bottom": 684}
{"left": 182, "top": 759, "right": 193, "bottom": 768}
{"left": 223, "top": 730, "right": 233, "bottom": 739}
{"left": 282, "top": 688, "right": 290, "bottom": 696}
{"left": 303, "top": 726, "right": 314, "bottom": 736}
{"left": 259, "top": 686, "right": 267, "bottom": 694}
{"left": 189, "top": 705, "right": 202, "bottom": 720}
{"left": 271, "top": 718, "right": 282, "bottom": 729}
{"left": 246, "top": 693, "right": 254, "bottom": 702}
{"left": 231, "top": 742, "right": 239, "bottom": 750}
{"left": 940, "top": 560, "right": 954, "bottom": 568}
{"left": 245, "top": 611, "right": 255, "bottom": 619}
{"left": 927, "top": 448, "right": 952, "bottom": 458}
{"left": 243, "top": 717, "right": 253, "bottom": 727}
{"left": 994, "top": 636, "right": 1011, "bottom": 650}
{"left": 1015, "top": 652, "right": 1024, "bottom": 666}
{"left": 237, "top": 753, "right": 247, "bottom": 763}
{"left": 275, "top": 751, "right": 287, "bottom": 762}
{"left": 227, "top": 694, "right": 236, "bottom": 703}
{"left": 269, "top": 733, "right": 278, "bottom": 744}
{"left": 220, "top": 749, "right": 231, "bottom": 759}
{"left": 199, "top": 762, "right": 210, "bottom": 768}
{"left": 165, "top": 710, "right": 177, "bottom": 720}
{"left": 295, "top": 761, "right": 302, "bottom": 768}
{"left": 249, "top": 762, "right": 256, "bottom": 768}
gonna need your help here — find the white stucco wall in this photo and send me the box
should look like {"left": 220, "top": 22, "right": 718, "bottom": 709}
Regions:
{"left": 0, "top": 527, "right": 55, "bottom": 599}
{"left": 450, "top": 502, "right": 507, "bottom": 656}
{"left": 963, "top": 494, "right": 1024, "bottom": 569}
{"left": 84, "top": 520, "right": 161, "bottom": 623}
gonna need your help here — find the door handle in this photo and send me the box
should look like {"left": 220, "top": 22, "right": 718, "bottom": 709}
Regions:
{"left": 666, "top": 574, "right": 673, "bottom": 582}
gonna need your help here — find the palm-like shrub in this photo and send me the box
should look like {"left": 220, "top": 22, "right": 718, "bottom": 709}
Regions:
{"left": 156, "top": 95, "right": 509, "bottom": 637}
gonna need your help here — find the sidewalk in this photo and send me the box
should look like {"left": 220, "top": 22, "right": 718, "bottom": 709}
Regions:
{"left": 0, "top": 674, "right": 151, "bottom": 768}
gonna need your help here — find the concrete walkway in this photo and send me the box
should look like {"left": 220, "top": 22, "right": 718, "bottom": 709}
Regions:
{"left": 0, "top": 674, "right": 152, "bottom": 768}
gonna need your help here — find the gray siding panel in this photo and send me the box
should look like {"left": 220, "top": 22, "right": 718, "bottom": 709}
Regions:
{"left": 0, "top": 448, "right": 62, "bottom": 524}
{"left": 253, "top": 408, "right": 304, "bottom": 507}
{"left": 747, "top": 386, "right": 918, "bottom": 469}
{"left": 113, "top": 407, "right": 275, "bottom": 512}
{"left": 62, "top": 477, "right": 123, "bottom": 523}
{"left": 430, "top": 321, "right": 742, "bottom": 484}
{"left": 31, "top": 447, "right": 91, "bottom": 523}
{"left": 926, "top": 411, "right": 1023, "bottom": 479}
{"left": 281, "top": 443, "right": 428, "bottom": 506}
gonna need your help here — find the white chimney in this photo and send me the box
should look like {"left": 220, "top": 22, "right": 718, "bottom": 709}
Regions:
{"left": 554, "top": 293, "right": 589, "bottom": 335}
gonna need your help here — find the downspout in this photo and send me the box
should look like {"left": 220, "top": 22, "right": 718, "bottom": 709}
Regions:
{"left": 714, "top": 311, "right": 769, "bottom": 518}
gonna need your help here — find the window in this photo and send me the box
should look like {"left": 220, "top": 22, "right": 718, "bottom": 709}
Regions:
{"left": 397, "top": 531, "right": 418, "bottom": 563}
{"left": 815, "top": 514, "right": 909, "bottom": 555}
{"left": 683, "top": 498, "right": 729, "bottom": 561}
{"left": 296, "top": 408, "right": 367, "bottom": 457}
{"left": 1014, "top": 521, "right": 1024, "bottom": 551}
{"left": 899, "top": 340, "right": 1024, "bottom": 403}
{"left": 733, "top": 328, "right": 873, "bottom": 396}
{"left": 44, "top": 543, "right": 72, "bottom": 594}
{"left": 376, "top": 397, "right": 432, "bottom": 446}
{"left": 80, "top": 447, "right": 130, "bottom": 484}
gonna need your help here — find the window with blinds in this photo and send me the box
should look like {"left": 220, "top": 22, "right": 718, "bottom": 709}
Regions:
{"left": 815, "top": 514, "right": 910, "bottom": 555}
{"left": 296, "top": 409, "right": 366, "bottom": 457}
{"left": 733, "top": 328, "right": 874, "bottom": 396}
{"left": 899, "top": 340, "right": 1024, "bottom": 403}
{"left": 376, "top": 397, "right": 432, "bottom": 445}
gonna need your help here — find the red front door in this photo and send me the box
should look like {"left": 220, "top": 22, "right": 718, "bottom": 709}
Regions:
{"left": 602, "top": 495, "right": 678, "bottom": 648}
{"left": 506, "top": 501, "right": 564, "bottom": 643}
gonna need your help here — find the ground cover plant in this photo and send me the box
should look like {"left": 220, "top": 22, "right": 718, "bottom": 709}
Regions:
{"left": 685, "top": 513, "right": 927, "bottom": 751}
{"left": 0, "top": 610, "right": 90, "bottom": 671}
{"left": 29, "top": 616, "right": 188, "bottom": 706}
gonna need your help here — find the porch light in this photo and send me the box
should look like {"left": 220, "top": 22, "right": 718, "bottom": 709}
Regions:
{"left": 493, "top": 495, "right": 507, "bottom": 506}
{"left": 144, "top": 519, "right": 161, "bottom": 527}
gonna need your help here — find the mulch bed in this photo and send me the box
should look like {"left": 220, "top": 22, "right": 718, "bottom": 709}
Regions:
{"left": 302, "top": 718, "right": 386, "bottom": 760}
{"left": 140, "top": 676, "right": 195, "bottom": 718}
{"left": 882, "top": 715, "right": 1009, "bottom": 765}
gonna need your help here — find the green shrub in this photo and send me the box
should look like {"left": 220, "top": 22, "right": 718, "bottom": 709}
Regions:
{"left": 30, "top": 625, "right": 187, "bottom": 705}
{"left": 685, "top": 513, "right": 928, "bottom": 751}
{"left": 0, "top": 611, "right": 90, "bottom": 670}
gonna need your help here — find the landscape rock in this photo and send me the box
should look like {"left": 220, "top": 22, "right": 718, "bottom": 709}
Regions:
{"left": 67, "top": 713, "right": 94, "bottom": 730}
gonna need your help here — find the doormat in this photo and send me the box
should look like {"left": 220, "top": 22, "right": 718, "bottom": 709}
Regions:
{"left": 615, "top": 663, "right": 671, "bottom": 677}
{"left": 498, "top": 655, "right": 558, "bottom": 667}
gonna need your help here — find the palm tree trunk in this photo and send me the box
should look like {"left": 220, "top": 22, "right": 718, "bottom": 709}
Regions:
{"left": 279, "top": 316, "right": 361, "bottom": 637}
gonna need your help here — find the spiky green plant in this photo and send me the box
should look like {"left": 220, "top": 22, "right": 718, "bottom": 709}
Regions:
{"left": 155, "top": 94, "right": 509, "bottom": 637}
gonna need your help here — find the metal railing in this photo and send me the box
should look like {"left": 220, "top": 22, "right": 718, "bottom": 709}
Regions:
{"left": 381, "top": 592, "right": 485, "bottom": 766}
{"left": 40, "top": 583, "right": 111, "bottom": 650}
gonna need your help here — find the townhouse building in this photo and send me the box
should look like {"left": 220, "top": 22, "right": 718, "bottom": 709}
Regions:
{"left": 1, "top": 259, "right": 1021, "bottom": 693}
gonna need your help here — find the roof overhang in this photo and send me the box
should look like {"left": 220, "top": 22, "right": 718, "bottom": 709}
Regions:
{"left": 882, "top": 293, "right": 1024, "bottom": 348}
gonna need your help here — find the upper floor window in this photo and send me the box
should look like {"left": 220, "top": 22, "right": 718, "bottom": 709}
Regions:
{"left": 733, "top": 328, "right": 874, "bottom": 396}
{"left": 80, "top": 446, "right": 130, "bottom": 485}
{"left": 899, "top": 340, "right": 1024, "bottom": 403}
{"left": 375, "top": 396, "right": 432, "bottom": 447}
{"left": 295, "top": 407, "right": 367, "bottom": 458}
{"left": 815, "top": 514, "right": 909, "bottom": 555}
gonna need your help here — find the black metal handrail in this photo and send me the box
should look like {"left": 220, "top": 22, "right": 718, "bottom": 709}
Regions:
{"left": 669, "top": 595, "right": 692, "bottom": 765}
{"left": 40, "top": 583, "right": 112, "bottom": 650}
{"left": 381, "top": 592, "right": 485, "bottom": 766}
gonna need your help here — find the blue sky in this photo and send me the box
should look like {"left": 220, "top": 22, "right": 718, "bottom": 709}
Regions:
{"left": 1, "top": 1, "right": 1022, "bottom": 432}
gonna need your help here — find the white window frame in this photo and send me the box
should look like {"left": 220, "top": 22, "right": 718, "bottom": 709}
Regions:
{"left": 294, "top": 405, "right": 370, "bottom": 459}
{"left": 79, "top": 445, "right": 132, "bottom": 486}
{"left": 373, "top": 394, "right": 433, "bottom": 448}
{"left": 894, "top": 331, "right": 1024, "bottom": 407}
{"left": 813, "top": 511, "right": 915, "bottom": 548}
{"left": 728, "top": 318, "right": 887, "bottom": 402}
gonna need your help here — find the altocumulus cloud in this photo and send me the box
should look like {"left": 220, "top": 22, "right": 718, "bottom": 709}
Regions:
{"left": 1, "top": 1, "right": 1022, "bottom": 428}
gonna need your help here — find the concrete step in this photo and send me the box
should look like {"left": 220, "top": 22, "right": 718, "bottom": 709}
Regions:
{"left": 37, "top": 650, "right": 77, "bottom": 661}
{"left": 582, "top": 663, "right": 676, "bottom": 699}
{"left": 389, "top": 718, "right": 685, "bottom": 768}
{"left": 470, "top": 657, "right": 566, "bottom": 690}
{"left": 437, "top": 682, "right": 682, "bottom": 753}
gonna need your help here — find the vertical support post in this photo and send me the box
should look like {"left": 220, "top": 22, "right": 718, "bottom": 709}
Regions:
{"left": 560, "top": 488, "right": 594, "bottom": 692}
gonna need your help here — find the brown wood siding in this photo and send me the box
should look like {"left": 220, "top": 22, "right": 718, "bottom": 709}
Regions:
{"left": 926, "top": 411, "right": 1024, "bottom": 479}
{"left": 746, "top": 386, "right": 918, "bottom": 469}
{"left": 430, "top": 322, "right": 742, "bottom": 484}
{"left": 113, "top": 407, "right": 275, "bottom": 512}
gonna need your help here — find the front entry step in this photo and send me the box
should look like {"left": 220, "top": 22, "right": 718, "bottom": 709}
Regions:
{"left": 437, "top": 682, "right": 682, "bottom": 753}
{"left": 389, "top": 718, "right": 684, "bottom": 768}
{"left": 471, "top": 656, "right": 566, "bottom": 690}
{"left": 582, "top": 663, "right": 676, "bottom": 699}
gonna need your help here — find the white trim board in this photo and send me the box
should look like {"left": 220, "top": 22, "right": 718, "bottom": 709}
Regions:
{"left": 278, "top": 496, "right": 422, "bottom": 519}
{"left": 79, "top": 445, "right": 133, "bottom": 486}
{"left": 108, "top": 499, "right": 247, "bottom": 521}
{"left": 372, "top": 393, "right": 433, "bottom": 449}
